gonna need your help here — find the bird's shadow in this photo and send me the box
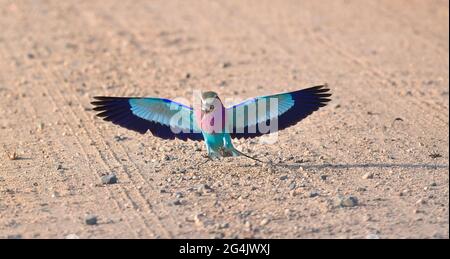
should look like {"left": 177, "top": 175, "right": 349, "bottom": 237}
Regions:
{"left": 275, "top": 162, "right": 449, "bottom": 170}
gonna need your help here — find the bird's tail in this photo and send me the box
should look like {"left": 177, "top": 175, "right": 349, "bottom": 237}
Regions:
{"left": 232, "top": 148, "right": 270, "bottom": 164}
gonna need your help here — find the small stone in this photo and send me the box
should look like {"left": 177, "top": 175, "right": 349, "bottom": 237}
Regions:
{"left": 56, "top": 164, "right": 63, "bottom": 170}
{"left": 65, "top": 234, "right": 80, "bottom": 239}
{"left": 335, "top": 196, "right": 358, "bottom": 207}
{"left": 197, "top": 184, "right": 213, "bottom": 193}
{"left": 222, "top": 62, "right": 232, "bottom": 68}
{"left": 244, "top": 221, "right": 252, "bottom": 230}
{"left": 279, "top": 175, "right": 288, "bottom": 181}
{"left": 194, "top": 213, "right": 206, "bottom": 226}
{"left": 430, "top": 182, "right": 437, "bottom": 187}
{"left": 284, "top": 209, "right": 292, "bottom": 217}
{"left": 416, "top": 198, "right": 426, "bottom": 205}
{"left": 309, "top": 191, "right": 320, "bottom": 198}
{"left": 362, "top": 172, "right": 374, "bottom": 179}
{"left": 219, "top": 222, "right": 229, "bottom": 229}
{"left": 212, "top": 232, "right": 225, "bottom": 239}
{"left": 288, "top": 181, "right": 296, "bottom": 190}
{"left": 260, "top": 218, "right": 270, "bottom": 226}
{"left": 113, "top": 135, "right": 128, "bottom": 141}
{"left": 399, "top": 189, "right": 410, "bottom": 196}
{"left": 172, "top": 199, "right": 183, "bottom": 206}
{"left": 101, "top": 174, "right": 118, "bottom": 185}
{"left": 85, "top": 215, "right": 98, "bottom": 225}
{"left": 320, "top": 175, "right": 328, "bottom": 180}
{"left": 366, "top": 233, "right": 380, "bottom": 239}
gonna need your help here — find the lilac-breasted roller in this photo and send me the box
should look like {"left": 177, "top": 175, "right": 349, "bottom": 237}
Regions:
{"left": 91, "top": 85, "right": 331, "bottom": 162}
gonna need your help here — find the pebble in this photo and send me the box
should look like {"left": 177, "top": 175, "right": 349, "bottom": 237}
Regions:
{"left": 222, "top": 62, "right": 232, "bottom": 68}
{"left": 416, "top": 198, "right": 426, "bottom": 205}
{"left": 288, "top": 181, "right": 297, "bottom": 190}
{"left": 65, "top": 234, "right": 80, "bottom": 239}
{"left": 101, "top": 174, "right": 118, "bottom": 185}
{"left": 113, "top": 135, "right": 128, "bottom": 141}
{"left": 212, "top": 232, "right": 225, "bottom": 239}
{"left": 260, "top": 218, "right": 270, "bottom": 226}
{"left": 172, "top": 199, "right": 183, "bottom": 206}
{"left": 309, "top": 191, "right": 320, "bottom": 198}
{"left": 362, "top": 172, "right": 374, "bottom": 179}
{"left": 357, "top": 187, "right": 367, "bottom": 192}
{"left": 197, "top": 184, "right": 213, "bottom": 193}
{"left": 320, "top": 175, "right": 328, "bottom": 180}
{"left": 366, "top": 233, "right": 380, "bottom": 239}
{"left": 85, "top": 215, "right": 98, "bottom": 225}
{"left": 279, "top": 175, "right": 288, "bottom": 181}
{"left": 194, "top": 213, "right": 206, "bottom": 226}
{"left": 244, "top": 221, "right": 252, "bottom": 230}
{"left": 284, "top": 209, "right": 292, "bottom": 217}
{"left": 335, "top": 196, "right": 358, "bottom": 207}
{"left": 218, "top": 222, "right": 230, "bottom": 229}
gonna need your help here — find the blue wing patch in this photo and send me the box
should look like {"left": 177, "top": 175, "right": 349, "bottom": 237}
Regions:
{"left": 226, "top": 85, "right": 331, "bottom": 139}
{"left": 91, "top": 97, "right": 203, "bottom": 141}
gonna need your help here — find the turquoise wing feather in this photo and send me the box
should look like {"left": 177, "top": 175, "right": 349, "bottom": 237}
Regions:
{"left": 91, "top": 97, "right": 203, "bottom": 141}
{"left": 226, "top": 85, "right": 331, "bottom": 139}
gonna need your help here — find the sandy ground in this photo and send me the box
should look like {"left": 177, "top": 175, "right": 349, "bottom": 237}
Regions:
{"left": 0, "top": 0, "right": 448, "bottom": 239}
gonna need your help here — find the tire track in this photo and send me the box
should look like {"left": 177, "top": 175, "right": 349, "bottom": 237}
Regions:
{"left": 216, "top": 0, "right": 448, "bottom": 132}
{"left": 72, "top": 2, "right": 184, "bottom": 237}
{"left": 35, "top": 1, "right": 175, "bottom": 238}
{"left": 1, "top": 4, "right": 148, "bottom": 238}
{"left": 0, "top": 39, "right": 135, "bottom": 238}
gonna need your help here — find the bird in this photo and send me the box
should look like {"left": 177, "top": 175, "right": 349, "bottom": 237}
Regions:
{"left": 91, "top": 85, "right": 331, "bottom": 163}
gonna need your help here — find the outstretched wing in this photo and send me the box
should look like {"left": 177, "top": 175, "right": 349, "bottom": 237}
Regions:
{"left": 226, "top": 85, "right": 331, "bottom": 139}
{"left": 91, "top": 97, "right": 203, "bottom": 141}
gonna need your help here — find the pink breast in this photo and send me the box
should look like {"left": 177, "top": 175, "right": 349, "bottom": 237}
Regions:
{"left": 195, "top": 104, "right": 226, "bottom": 134}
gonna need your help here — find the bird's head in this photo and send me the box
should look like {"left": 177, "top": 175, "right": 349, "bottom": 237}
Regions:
{"left": 201, "top": 91, "right": 221, "bottom": 114}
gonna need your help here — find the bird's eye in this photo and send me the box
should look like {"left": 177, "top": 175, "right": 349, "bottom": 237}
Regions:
{"left": 209, "top": 105, "right": 214, "bottom": 110}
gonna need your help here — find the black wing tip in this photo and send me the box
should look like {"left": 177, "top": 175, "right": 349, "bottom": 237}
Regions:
{"left": 307, "top": 84, "right": 331, "bottom": 93}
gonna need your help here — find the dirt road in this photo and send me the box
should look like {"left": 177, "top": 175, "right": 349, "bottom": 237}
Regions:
{"left": 0, "top": 0, "right": 448, "bottom": 239}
